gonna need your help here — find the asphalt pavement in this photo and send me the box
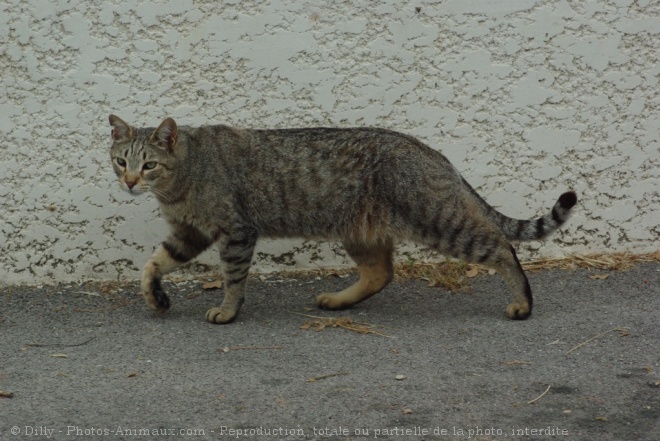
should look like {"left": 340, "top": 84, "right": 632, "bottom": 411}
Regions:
{"left": 1, "top": 263, "right": 659, "bottom": 440}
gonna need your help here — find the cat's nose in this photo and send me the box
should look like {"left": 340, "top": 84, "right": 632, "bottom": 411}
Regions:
{"left": 126, "top": 181, "right": 137, "bottom": 189}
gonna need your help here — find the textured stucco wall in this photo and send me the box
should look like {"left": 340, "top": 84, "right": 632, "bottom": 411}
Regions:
{"left": 1, "top": 0, "right": 658, "bottom": 284}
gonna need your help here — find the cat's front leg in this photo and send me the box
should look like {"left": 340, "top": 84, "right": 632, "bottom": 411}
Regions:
{"left": 141, "top": 248, "right": 175, "bottom": 312}
{"left": 142, "top": 224, "right": 213, "bottom": 313}
{"left": 206, "top": 229, "right": 257, "bottom": 324}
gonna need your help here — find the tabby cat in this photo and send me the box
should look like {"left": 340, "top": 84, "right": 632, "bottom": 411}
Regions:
{"left": 109, "top": 114, "right": 577, "bottom": 324}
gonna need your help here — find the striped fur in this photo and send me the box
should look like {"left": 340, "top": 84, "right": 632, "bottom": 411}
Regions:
{"left": 109, "top": 114, "right": 577, "bottom": 323}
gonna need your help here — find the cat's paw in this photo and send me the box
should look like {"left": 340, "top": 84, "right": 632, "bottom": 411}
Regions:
{"left": 506, "top": 302, "right": 531, "bottom": 320}
{"left": 143, "top": 278, "right": 170, "bottom": 313}
{"left": 205, "top": 306, "right": 239, "bottom": 324}
{"left": 316, "top": 293, "right": 350, "bottom": 310}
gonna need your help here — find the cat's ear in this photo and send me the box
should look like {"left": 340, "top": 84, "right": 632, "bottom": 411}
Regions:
{"left": 109, "top": 114, "right": 136, "bottom": 142}
{"left": 151, "top": 117, "right": 178, "bottom": 151}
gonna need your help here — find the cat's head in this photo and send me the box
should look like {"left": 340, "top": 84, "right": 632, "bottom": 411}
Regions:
{"left": 109, "top": 115, "right": 181, "bottom": 199}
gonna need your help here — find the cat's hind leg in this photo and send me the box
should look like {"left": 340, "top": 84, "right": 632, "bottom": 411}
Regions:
{"left": 430, "top": 218, "right": 532, "bottom": 320}
{"left": 142, "top": 224, "right": 213, "bottom": 313}
{"left": 206, "top": 229, "right": 257, "bottom": 324}
{"left": 497, "top": 244, "right": 533, "bottom": 320}
{"left": 469, "top": 241, "right": 532, "bottom": 319}
{"left": 316, "top": 240, "right": 394, "bottom": 310}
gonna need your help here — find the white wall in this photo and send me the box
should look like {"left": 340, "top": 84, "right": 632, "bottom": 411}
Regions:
{"left": 1, "top": 0, "right": 658, "bottom": 284}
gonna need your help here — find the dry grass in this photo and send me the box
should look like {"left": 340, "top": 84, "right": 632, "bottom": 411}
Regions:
{"left": 520, "top": 251, "right": 660, "bottom": 272}
{"left": 293, "top": 313, "right": 392, "bottom": 337}
{"left": 395, "top": 257, "right": 473, "bottom": 291}
{"left": 181, "top": 251, "right": 659, "bottom": 295}
{"left": 395, "top": 251, "right": 660, "bottom": 292}
{"left": 528, "top": 385, "right": 552, "bottom": 404}
{"left": 272, "top": 267, "right": 355, "bottom": 280}
{"left": 261, "top": 251, "right": 660, "bottom": 294}
{"left": 566, "top": 327, "right": 630, "bottom": 354}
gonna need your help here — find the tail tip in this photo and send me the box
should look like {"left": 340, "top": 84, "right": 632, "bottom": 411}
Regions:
{"left": 558, "top": 191, "right": 578, "bottom": 209}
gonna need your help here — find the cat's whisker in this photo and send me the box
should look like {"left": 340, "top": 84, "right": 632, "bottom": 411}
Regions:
{"left": 150, "top": 187, "right": 174, "bottom": 203}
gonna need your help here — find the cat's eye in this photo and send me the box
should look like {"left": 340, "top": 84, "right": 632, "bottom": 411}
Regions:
{"left": 143, "top": 161, "right": 158, "bottom": 170}
{"left": 116, "top": 158, "right": 126, "bottom": 167}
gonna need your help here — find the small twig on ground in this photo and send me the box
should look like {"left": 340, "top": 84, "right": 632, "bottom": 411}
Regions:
{"left": 78, "top": 291, "right": 101, "bottom": 297}
{"left": 500, "top": 360, "right": 532, "bottom": 366}
{"left": 219, "top": 346, "right": 285, "bottom": 352}
{"left": 566, "top": 327, "right": 630, "bottom": 354}
{"left": 528, "top": 385, "right": 551, "bottom": 404}
{"left": 306, "top": 372, "right": 349, "bottom": 383}
{"left": 23, "top": 337, "right": 96, "bottom": 349}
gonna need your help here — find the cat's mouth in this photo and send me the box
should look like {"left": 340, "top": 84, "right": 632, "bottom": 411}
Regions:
{"left": 121, "top": 182, "right": 148, "bottom": 195}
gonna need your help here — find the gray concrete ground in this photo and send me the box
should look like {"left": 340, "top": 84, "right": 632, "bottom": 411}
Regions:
{"left": 1, "top": 263, "right": 659, "bottom": 441}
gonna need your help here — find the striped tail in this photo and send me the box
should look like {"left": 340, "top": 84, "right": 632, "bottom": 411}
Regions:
{"left": 461, "top": 177, "right": 577, "bottom": 241}
{"left": 500, "top": 191, "right": 577, "bottom": 241}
